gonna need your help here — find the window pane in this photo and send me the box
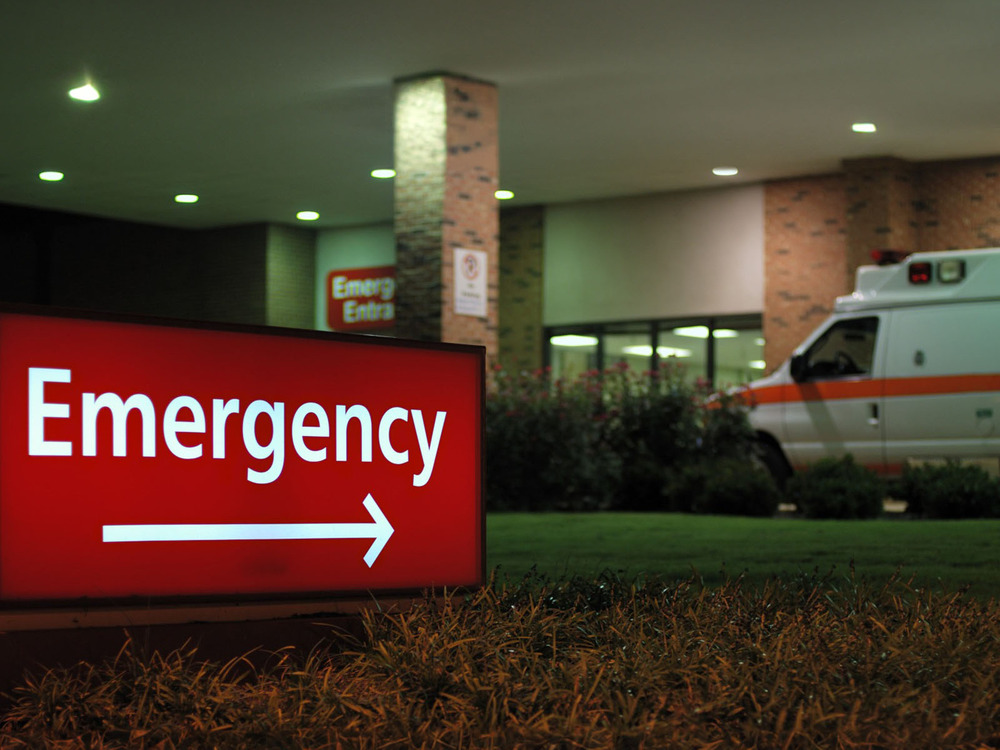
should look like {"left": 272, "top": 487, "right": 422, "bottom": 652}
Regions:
{"left": 660, "top": 326, "right": 705, "bottom": 385}
{"left": 714, "top": 327, "right": 766, "bottom": 385}
{"left": 549, "top": 334, "right": 598, "bottom": 380}
{"left": 604, "top": 330, "right": 655, "bottom": 374}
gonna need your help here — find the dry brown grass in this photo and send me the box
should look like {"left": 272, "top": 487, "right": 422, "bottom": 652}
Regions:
{"left": 3, "top": 571, "right": 999, "bottom": 748}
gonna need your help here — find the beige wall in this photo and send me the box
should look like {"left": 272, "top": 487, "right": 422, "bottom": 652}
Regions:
{"left": 542, "top": 185, "right": 765, "bottom": 326}
{"left": 313, "top": 223, "right": 395, "bottom": 331}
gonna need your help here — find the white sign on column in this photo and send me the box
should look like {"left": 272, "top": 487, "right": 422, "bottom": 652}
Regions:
{"left": 453, "top": 248, "right": 488, "bottom": 317}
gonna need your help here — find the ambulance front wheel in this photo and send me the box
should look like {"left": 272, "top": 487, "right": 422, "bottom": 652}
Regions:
{"left": 753, "top": 439, "right": 791, "bottom": 490}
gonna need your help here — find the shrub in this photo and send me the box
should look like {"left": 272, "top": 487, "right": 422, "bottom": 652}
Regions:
{"left": 485, "top": 367, "right": 617, "bottom": 511}
{"left": 665, "top": 458, "right": 780, "bottom": 516}
{"left": 486, "top": 362, "right": 753, "bottom": 510}
{"left": 699, "top": 387, "right": 757, "bottom": 461}
{"left": 485, "top": 362, "right": 756, "bottom": 512}
{"left": 896, "top": 461, "right": 1000, "bottom": 518}
{"left": 695, "top": 457, "right": 781, "bottom": 516}
{"left": 785, "top": 455, "right": 884, "bottom": 519}
{"left": 600, "top": 362, "right": 701, "bottom": 510}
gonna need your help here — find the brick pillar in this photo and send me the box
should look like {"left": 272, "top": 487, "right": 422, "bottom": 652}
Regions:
{"left": 844, "top": 157, "right": 919, "bottom": 273}
{"left": 498, "top": 205, "right": 545, "bottom": 371}
{"left": 393, "top": 72, "right": 499, "bottom": 362}
{"left": 763, "top": 175, "right": 848, "bottom": 372}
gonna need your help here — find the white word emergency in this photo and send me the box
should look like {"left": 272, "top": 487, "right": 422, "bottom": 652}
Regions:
{"left": 27, "top": 367, "right": 445, "bottom": 487}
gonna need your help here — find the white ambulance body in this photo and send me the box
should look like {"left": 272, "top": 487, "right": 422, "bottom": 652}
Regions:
{"left": 748, "top": 247, "right": 1000, "bottom": 482}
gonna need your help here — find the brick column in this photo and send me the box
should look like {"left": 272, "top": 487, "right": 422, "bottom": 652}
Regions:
{"left": 844, "top": 157, "right": 918, "bottom": 272}
{"left": 763, "top": 175, "right": 848, "bottom": 372}
{"left": 498, "top": 205, "right": 545, "bottom": 371}
{"left": 393, "top": 72, "right": 499, "bottom": 362}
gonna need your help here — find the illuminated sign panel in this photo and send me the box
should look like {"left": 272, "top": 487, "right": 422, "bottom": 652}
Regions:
{"left": 326, "top": 266, "right": 396, "bottom": 330}
{"left": 0, "top": 308, "right": 484, "bottom": 604}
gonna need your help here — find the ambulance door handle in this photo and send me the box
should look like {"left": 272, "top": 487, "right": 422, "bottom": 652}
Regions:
{"left": 867, "top": 403, "right": 880, "bottom": 428}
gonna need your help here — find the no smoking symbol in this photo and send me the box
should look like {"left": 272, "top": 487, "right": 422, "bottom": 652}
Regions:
{"left": 461, "top": 252, "right": 480, "bottom": 280}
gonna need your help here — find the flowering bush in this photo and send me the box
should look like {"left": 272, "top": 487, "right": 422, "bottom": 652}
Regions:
{"left": 485, "top": 366, "right": 618, "bottom": 511}
{"left": 485, "top": 362, "right": 756, "bottom": 512}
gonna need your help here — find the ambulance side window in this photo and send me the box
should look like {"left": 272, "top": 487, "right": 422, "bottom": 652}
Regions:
{"left": 797, "top": 317, "right": 879, "bottom": 380}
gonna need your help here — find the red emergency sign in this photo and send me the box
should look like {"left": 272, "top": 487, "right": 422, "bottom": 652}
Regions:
{"left": 0, "top": 306, "right": 484, "bottom": 604}
{"left": 326, "top": 266, "right": 396, "bottom": 330}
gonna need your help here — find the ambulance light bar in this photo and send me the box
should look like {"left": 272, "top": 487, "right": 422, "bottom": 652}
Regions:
{"left": 907, "top": 258, "right": 966, "bottom": 285}
{"left": 908, "top": 262, "right": 932, "bottom": 284}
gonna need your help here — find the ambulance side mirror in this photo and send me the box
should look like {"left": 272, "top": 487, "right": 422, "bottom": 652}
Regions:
{"left": 790, "top": 354, "right": 808, "bottom": 382}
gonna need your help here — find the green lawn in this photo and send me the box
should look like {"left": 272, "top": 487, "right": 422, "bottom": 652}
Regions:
{"left": 486, "top": 512, "right": 1000, "bottom": 598}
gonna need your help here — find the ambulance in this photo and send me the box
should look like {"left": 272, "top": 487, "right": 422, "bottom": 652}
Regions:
{"left": 747, "top": 247, "right": 1000, "bottom": 484}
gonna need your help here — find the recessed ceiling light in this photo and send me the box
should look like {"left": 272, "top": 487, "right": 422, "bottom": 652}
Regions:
{"left": 296, "top": 210, "right": 320, "bottom": 221}
{"left": 38, "top": 171, "right": 65, "bottom": 182}
{"left": 852, "top": 122, "right": 877, "bottom": 133}
{"left": 494, "top": 189, "right": 515, "bottom": 200}
{"left": 371, "top": 168, "right": 396, "bottom": 179}
{"left": 712, "top": 167, "right": 739, "bottom": 177}
{"left": 68, "top": 83, "right": 100, "bottom": 102}
{"left": 174, "top": 194, "right": 199, "bottom": 204}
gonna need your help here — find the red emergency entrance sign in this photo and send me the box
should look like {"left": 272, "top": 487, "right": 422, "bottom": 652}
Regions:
{"left": 0, "top": 307, "right": 484, "bottom": 605}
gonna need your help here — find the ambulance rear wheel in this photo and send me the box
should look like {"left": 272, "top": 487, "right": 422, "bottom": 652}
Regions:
{"left": 753, "top": 440, "right": 790, "bottom": 490}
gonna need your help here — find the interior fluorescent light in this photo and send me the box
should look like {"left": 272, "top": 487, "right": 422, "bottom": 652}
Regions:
{"left": 672, "top": 326, "right": 738, "bottom": 339}
{"left": 296, "top": 210, "right": 320, "bottom": 221}
{"left": 750, "top": 360, "right": 766, "bottom": 369}
{"left": 623, "top": 345, "right": 692, "bottom": 358}
{"left": 660, "top": 346, "right": 693, "bottom": 358}
{"left": 174, "top": 194, "right": 199, "bottom": 204}
{"left": 550, "top": 334, "right": 599, "bottom": 347}
{"left": 371, "top": 169, "right": 395, "bottom": 179}
{"left": 712, "top": 167, "right": 738, "bottom": 177}
{"left": 494, "top": 189, "right": 515, "bottom": 200}
{"left": 38, "top": 171, "right": 65, "bottom": 182}
{"left": 852, "top": 122, "right": 877, "bottom": 133}
{"left": 68, "top": 83, "right": 100, "bottom": 102}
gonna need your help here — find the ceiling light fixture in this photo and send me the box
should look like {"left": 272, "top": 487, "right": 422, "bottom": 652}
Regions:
{"left": 852, "top": 122, "right": 877, "bottom": 133}
{"left": 38, "top": 171, "right": 65, "bottom": 182}
{"left": 495, "top": 189, "right": 515, "bottom": 200}
{"left": 296, "top": 210, "right": 320, "bottom": 221}
{"left": 68, "top": 83, "right": 100, "bottom": 102}
{"left": 712, "top": 167, "right": 738, "bottom": 177}
{"left": 174, "top": 194, "right": 199, "bottom": 204}
{"left": 371, "top": 168, "right": 395, "bottom": 179}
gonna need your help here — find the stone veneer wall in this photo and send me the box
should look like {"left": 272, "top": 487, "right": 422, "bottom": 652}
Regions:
{"left": 47, "top": 220, "right": 270, "bottom": 325}
{"left": 0, "top": 205, "right": 320, "bottom": 331}
{"left": 266, "top": 224, "right": 316, "bottom": 329}
{"left": 498, "top": 205, "right": 545, "bottom": 371}
{"left": 763, "top": 174, "right": 848, "bottom": 372}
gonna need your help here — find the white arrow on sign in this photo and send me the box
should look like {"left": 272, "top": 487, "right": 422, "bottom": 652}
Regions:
{"left": 102, "top": 493, "right": 395, "bottom": 568}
